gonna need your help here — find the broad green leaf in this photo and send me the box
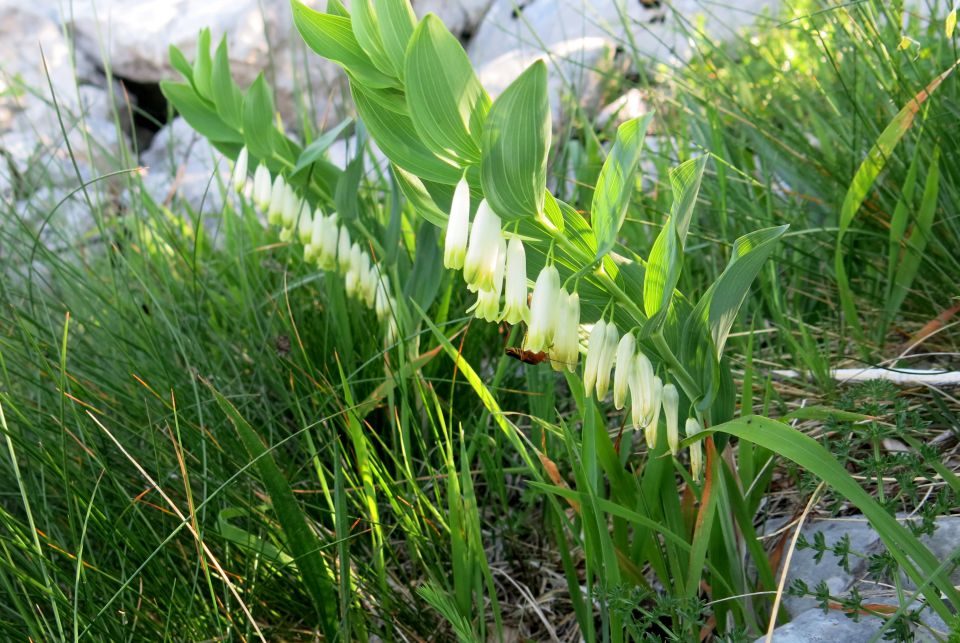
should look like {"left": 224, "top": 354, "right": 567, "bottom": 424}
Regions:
{"left": 642, "top": 156, "right": 708, "bottom": 325}
{"left": 405, "top": 14, "right": 490, "bottom": 165}
{"left": 480, "top": 60, "right": 550, "bottom": 222}
{"left": 208, "top": 386, "right": 338, "bottom": 637}
{"left": 350, "top": 0, "right": 397, "bottom": 78}
{"left": 591, "top": 113, "right": 653, "bottom": 257}
{"left": 705, "top": 225, "right": 788, "bottom": 356}
{"left": 291, "top": 1, "right": 398, "bottom": 90}
{"left": 211, "top": 37, "right": 243, "bottom": 129}
{"left": 192, "top": 28, "right": 213, "bottom": 100}
{"left": 392, "top": 164, "right": 450, "bottom": 227}
{"left": 159, "top": 81, "right": 243, "bottom": 144}
{"left": 706, "top": 416, "right": 960, "bottom": 623}
{"left": 242, "top": 74, "right": 275, "bottom": 160}
{"left": 834, "top": 64, "right": 955, "bottom": 349}
{"left": 352, "top": 84, "right": 460, "bottom": 184}
{"left": 292, "top": 117, "right": 353, "bottom": 174}
{"left": 169, "top": 44, "right": 193, "bottom": 82}
{"left": 886, "top": 146, "right": 939, "bottom": 325}
{"left": 374, "top": 0, "right": 417, "bottom": 78}
{"left": 404, "top": 224, "right": 443, "bottom": 310}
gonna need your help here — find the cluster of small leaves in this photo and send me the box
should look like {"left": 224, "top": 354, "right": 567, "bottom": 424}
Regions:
{"left": 796, "top": 531, "right": 855, "bottom": 572}
{"left": 593, "top": 584, "right": 709, "bottom": 642}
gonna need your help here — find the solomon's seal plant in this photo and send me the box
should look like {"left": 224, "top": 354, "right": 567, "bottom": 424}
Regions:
{"left": 160, "top": 5, "right": 960, "bottom": 640}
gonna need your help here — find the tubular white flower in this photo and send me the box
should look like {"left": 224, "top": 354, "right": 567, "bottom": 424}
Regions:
{"left": 281, "top": 186, "right": 299, "bottom": 229}
{"left": 304, "top": 208, "right": 324, "bottom": 263}
{"left": 345, "top": 243, "right": 363, "bottom": 298}
{"left": 385, "top": 316, "right": 399, "bottom": 347}
{"left": 232, "top": 146, "right": 249, "bottom": 193}
{"left": 469, "top": 236, "right": 505, "bottom": 322}
{"left": 525, "top": 265, "right": 560, "bottom": 353}
{"left": 686, "top": 417, "right": 703, "bottom": 482}
{"left": 317, "top": 214, "right": 339, "bottom": 271}
{"left": 462, "top": 200, "right": 502, "bottom": 292}
{"left": 296, "top": 202, "right": 313, "bottom": 244}
{"left": 663, "top": 383, "right": 680, "bottom": 455}
{"left": 644, "top": 377, "right": 663, "bottom": 449}
{"left": 374, "top": 277, "right": 392, "bottom": 320}
{"left": 595, "top": 322, "right": 619, "bottom": 400}
{"left": 337, "top": 225, "right": 352, "bottom": 273}
{"left": 253, "top": 164, "right": 272, "bottom": 210}
{"left": 613, "top": 332, "right": 636, "bottom": 410}
{"left": 267, "top": 175, "right": 286, "bottom": 226}
{"left": 501, "top": 236, "right": 528, "bottom": 324}
{"left": 635, "top": 352, "right": 654, "bottom": 421}
{"left": 278, "top": 227, "right": 293, "bottom": 242}
{"left": 362, "top": 261, "right": 378, "bottom": 308}
{"left": 583, "top": 320, "right": 606, "bottom": 397}
{"left": 549, "top": 289, "right": 579, "bottom": 373}
{"left": 444, "top": 178, "right": 470, "bottom": 269}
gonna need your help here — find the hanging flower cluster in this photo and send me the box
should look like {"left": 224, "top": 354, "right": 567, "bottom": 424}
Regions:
{"left": 440, "top": 174, "right": 703, "bottom": 481}
{"left": 232, "top": 148, "right": 399, "bottom": 346}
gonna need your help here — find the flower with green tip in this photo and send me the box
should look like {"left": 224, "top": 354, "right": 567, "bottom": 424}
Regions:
{"left": 232, "top": 146, "right": 248, "bottom": 193}
{"left": 549, "top": 289, "right": 580, "bottom": 373}
{"left": 613, "top": 332, "right": 636, "bottom": 410}
{"left": 267, "top": 175, "right": 286, "bottom": 226}
{"left": 253, "top": 164, "right": 272, "bottom": 209}
{"left": 462, "top": 199, "right": 503, "bottom": 292}
{"left": 444, "top": 178, "right": 470, "bottom": 270}
{"left": 501, "top": 236, "right": 529, "bottom": 325}
{"left": 663, "top": 383, "right": 680, "bottom": 455}
{"left": 525, "top": 265, "right": 560, "bottom": 353}
{"left": 595, "top": 322, "right": 619, "bottom": 400}
{"left": 686, "top": 417, "right": 703, "bottom": 482}
{"left": 645, "top": 376, "right": 663, "bottom": 449}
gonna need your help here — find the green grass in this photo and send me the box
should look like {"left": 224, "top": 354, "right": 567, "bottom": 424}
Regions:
{"left": 2, "top": 0, "right": 959, "bottom": 640}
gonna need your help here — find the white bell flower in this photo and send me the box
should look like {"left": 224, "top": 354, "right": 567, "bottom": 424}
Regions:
{"left": 686, "top": 417, "right": 704, "bottom": 482}
{"left": 267, "top": 175, "right": 286, "bottom": 226}
{"left": 296, "top": 202, "right": 313, "bottom": 244}
{"left": 345, "top": 243, "right": 363, "bottom": 298}
{"left": 500, "top": 237, "right": 529, "bottom": 324}
{"left": 595, "top": 322, "right": 619, "bottom": 400}
{"left": 644, "top": 377, "right": 663, "bottom": 449}
{"left": 613, "top": 332, "right": 636, "bottom": 410}
{"left": 462, "top": 199, "right": 503, "bottom": 292}
{"left": 337, "top": 225, "right": 352, "bottom": 273}
{"left": 525, "top": 265, "right": 560, "bottom": 353}
{"left": 663, "top": 383, "right": 680, "bottom": 455}
{"left": 317, "top": 214, "right": 339, "bottom": 271}
{"left": 232, "top": 146, "right": 249, "bottom": 193}
{"left": 281, "top": 186, "right": 299, "bottom": 229}
{"left": 304, "top": 208, "right": 324, "bottom": 263}
{"left": 443, "top": 178, "right": 470, "bottom": 270}
{"left": 253, "top": 164, "right": 272, "bottom": 210}
{"left": 469, "top": 236, "right": 505, "bottom": 322}
{"left": 549, "top": 289, "right": 579, "bottom": 373}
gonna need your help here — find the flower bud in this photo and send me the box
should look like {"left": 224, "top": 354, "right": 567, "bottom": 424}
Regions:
{"left": 268, "top": 175, "right": 286, "bottom": 226}
{"left": 281, "top": 185, "right": 300, "bottom": 229}
{"left": 304, "top": 208, "right": 324, "bottom": 263}
{"left": 525, "top": 265, "right": 560, "bottom": 353}
{"left": 501, "top": 236, "right": 529, "bottom": 325}
{"left": 296, "top": 202, "right": 313, "bottom": 244}
{"left": 337, "top": 225, "right": 352, "bottom": 273}
{"left": 345, "top": 243, "right": 363, "bottom": 298}
{"left": 686, "top": 417, "right": 703, "bottom": 482}
{"left": 375, "top": 277, "right": 392, "bottom": 320}
{"left": 232, "top": 146, "right": 249, "bottom": 193}
{"left": 583, "top": 320, "right": 607, "bottom": 397}
{"left": 613, "top": 332, "right": 636, "bottom": 410}
{"left": 317, "top": 214, "right": 339, "bottom": 271}
{"left": 595, "top": 322, "right": 619, "bottom": 400}
{"left": 361, "top": 259, "right": 377, "bottom": 308}
{"left": 663, "top": 383, "right": 680, "bottom": 455}
{"left": 644, "top": 377, "right": 663, "bottom": 449}
{"left": 279, "top": 227, "right": 293, "bottom": 242}
{"left": 253, "top": 164, "right": 272, "bottom": 210}
{"left": 463, "top": 200, "right": 503, "bottom": 292}
{"left": 549, "top": 289, "right": 580, "bottom": 373}
{"left": 444, "top": 178, "right": 470, "bottom": 269}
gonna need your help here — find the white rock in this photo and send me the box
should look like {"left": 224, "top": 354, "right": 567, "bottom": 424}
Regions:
{"left": 596, "top": 88, "right": 648, "bottom": 130}
{"left": 413, "top": 0, "right": 494, "bottom": 37}
{"left": 469, "top": 0, "right": 781, "bottom": 118}
{"left": 140, "top": 116, "right": 227, "bottom": 213}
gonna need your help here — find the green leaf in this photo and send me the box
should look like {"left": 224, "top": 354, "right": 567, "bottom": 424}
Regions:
{"left": 169, "top": 44, "right": 193, "bottom": 82}
{"left": 159, "top": 81, "right": 243, "bottom": 144}
{"left": 392, "top": 164, "right": 450, "bottom": 227}
{"left": 291, "top": 1, "right": 398, "bottom": 89}
{"left": 242, "top": 74, "right": 275, "bottom": 160}
{"left": 834, "top": 64, "right": 955, "bottom": 349}
{"left": 350, "top": 0, "right": 397, "bottom": 78}
{"left": 292, "top": 117, "right": 353, "bottom": 174}
{"left": 642, "top": 156, "right": 708, "bottom": 326}
{"left": 207, "top": 385, "right": 338, "bottom": 637}
{"left": 591, "top": 113, "right": 653, "bottom": 257}
{"left": 405, "top": 14, "right": 490, "bottom": 165}
{"left": 374, "top": 0, "right": 417, "bottom": 78}
{"left": 211, "top": 36, "right": 243, "bottom": 129}
{"left": 404, "top": 223, "right": 443, "bottom": 310}
{"left": 707, "top": 416, "right": 960, "bottom": 623}
{"left": 352, "top": 84, "right": 460, "bottom": 184}
{"left": 480, "top": 60, "right": 550, "bottom": 222}
{"left": 192, "top": 28, "right": 213, "bottom": 100}
{"left": 886, "top": 146, "right": 939, "bottom": 326}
